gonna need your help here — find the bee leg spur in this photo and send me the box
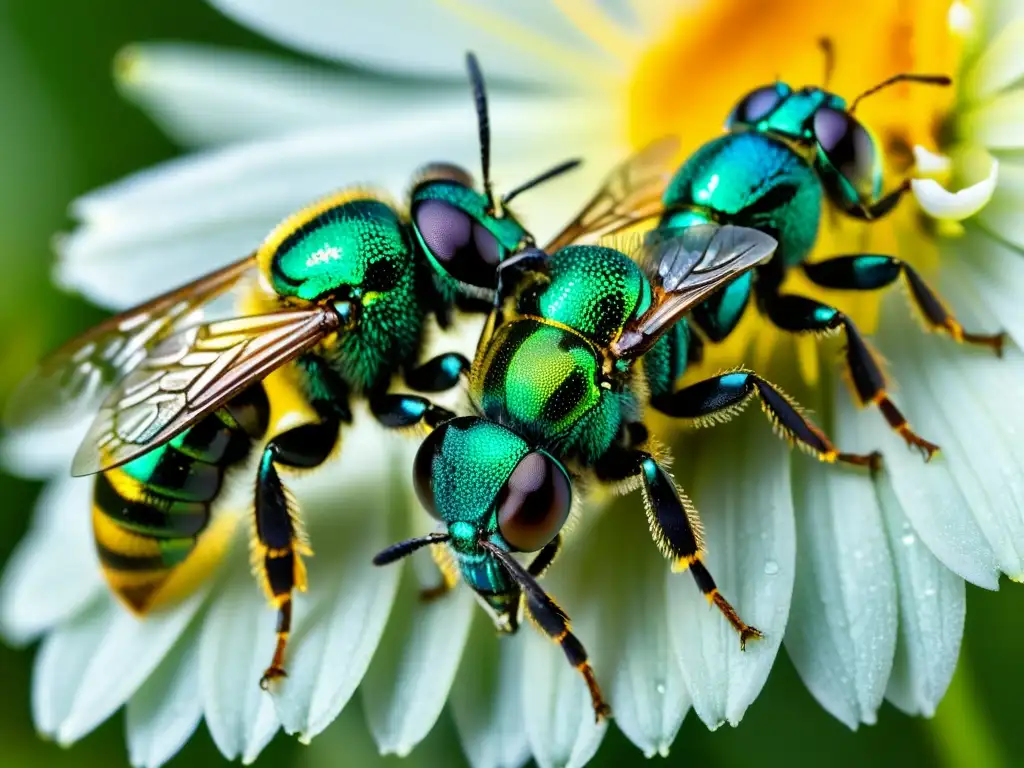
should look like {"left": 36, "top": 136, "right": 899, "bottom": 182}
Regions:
{"left": 650, "top": 370, "right": 881, "bottom": 470}
{"left": 597, "top": 446, "right": 762, "bottom": 649}
{"left": 802, "top": 254, "right": 1006, "bottom": 354}
{"left": 761, "top": 291, "right": 940, "bottom": 461}
{"left": 255, "top": 416, "right": 341, "bottom": 689}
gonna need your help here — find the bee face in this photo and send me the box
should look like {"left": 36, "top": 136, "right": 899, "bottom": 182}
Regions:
{"left": 410, "top": 178, "right": 529, "bottom": 295}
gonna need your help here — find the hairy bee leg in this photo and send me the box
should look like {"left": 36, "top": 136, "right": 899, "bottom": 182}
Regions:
{"left": 420, "top": 543, "right": 459, "bottom": 602}
{"left": 369, "top": 393, "right": 456, "bottom": 430}
{"left": 802, "top": 254, "right": 1006, "bottom": 353}
{"left": 255, "top": 417, "right": 341, "bottom": 689}
{"left": 650, "top": 371, "right": 880, "bottom": 469}
{"left": 527, "top": 534, "right": 562, "bottom": 578}
{"left": 761, "top": 292, "right": 940, "bottom": 460}
{"left": 595, "top": 447, "right": 762, "bottom": 648}
{"left": 404, "top": 353, "right": 471, "bottom": 393}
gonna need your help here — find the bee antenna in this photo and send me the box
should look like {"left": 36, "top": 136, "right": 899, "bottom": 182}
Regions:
{"left": 818, "top": 37, "right": 835, "bottom": 89}
{"left": 372, "top": 532, "right": 450, "bottom": 566}
{"left": 849, "top": 73, "right": 951, "bottom": 114}
{"left": 466, "top": 52, "right": 495, "bottom": 213}
{"left": 502, "top": 158, "right": 582, "bottom": 205}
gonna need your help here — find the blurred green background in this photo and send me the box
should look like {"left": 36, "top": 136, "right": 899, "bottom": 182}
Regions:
{"left": 0, "top": 1, "right": 1020, "bottom": 766}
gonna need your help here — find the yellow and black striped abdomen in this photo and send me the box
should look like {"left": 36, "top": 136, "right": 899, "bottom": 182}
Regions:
{"left": 93, "top": 385, "right": 270, "bottom": 613}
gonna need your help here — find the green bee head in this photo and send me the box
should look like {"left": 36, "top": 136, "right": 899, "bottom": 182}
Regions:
{"left": 410, "top": 53, "right": 579, "bottom": 300}
{"left": 373, "top": 416, "right": 572, "bottom": 597}
{"left": 725, "top": 68, "right": 949, "bottom": 218}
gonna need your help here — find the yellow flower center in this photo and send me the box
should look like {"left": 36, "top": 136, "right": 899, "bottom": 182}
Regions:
{"left": 626, "top": 0, "right": 961, "bottom": 378}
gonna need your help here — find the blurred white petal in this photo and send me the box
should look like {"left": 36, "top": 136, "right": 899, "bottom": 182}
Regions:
{"left": 207, "top": 0, "right": 619, "bottom": 85}
{"left": 959, "top": 92, "right": 1024, "bottom": 149}
{"left": 911, "top": 157, "right": 998, "bottom": 221}
{"left": 32, "top": 599, "right": 115, "bottom": 737}
{"left": 875, "top": 293, "right": 1024, "bottom": 582}
{"left": 0, "top": 476, "right": 103, "bottom": 644}
{"left": 948, "top": 1, "right": 975, "bottom": 36}
{"left": 518, "top": 539, "right": 607, "bottom": 768}
{"left": 668, "top": 410, "right": 795, "bottom": 729}
{"left": 362, "top": 555, "right": 474, "bottom": 757}
{"left": 1, "top": 417, "right": 88, "bottom": 479}
{"left": 954, "top": 226, "right": 1024, "bottom": 346}
{"left": 878, "top": 482, "right": 966, "bottom": 718}
{"left": 63, "top": 101, "right": 617, "bottom": 309}
{"left": 199, "top": 542, "right": 280, "bottom": 761}
{"left": 117, "top": 43, "right": 499, "bottom": 148}
{"left": 963, "top": 17, "right": 1024, "bottom": 101}
{"left": 912, "top": 145, "right": 952, "bottom": 176}
{"left": 450, "top": 617, "right": 530, "bottom": 768}
{"left": 785, "top": 376, "right": 898, "bottom": 730}
{"left": 57, "top": 587, "right": 210, "bottom": 745}
{"left": 586, "top": 501, "right": 689, "bottom": 757}
{"left": 126, "top": 629, "right": 203, "bottom": 768}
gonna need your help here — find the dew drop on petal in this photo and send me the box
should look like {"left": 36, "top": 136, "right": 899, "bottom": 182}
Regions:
{"left": 763, "top": 560, "right": 779, "bottom": 576}
{"left": 656, "top": 682, "right": 666, "bottom": 695}
{"left": 901, "top": 532, "right": 916, "bottom": 546}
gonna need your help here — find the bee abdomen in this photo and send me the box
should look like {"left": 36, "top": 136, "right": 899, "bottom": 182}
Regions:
{"left": 93, "top": 385, "right": 269, "bottom": 613}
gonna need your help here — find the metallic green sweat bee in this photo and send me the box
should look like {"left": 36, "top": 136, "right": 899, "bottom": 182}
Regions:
{"left": 587, "top": 55, "right": 1004, "bottom": 459}
{"left": 7, "top": 53, "right": 578, "bottom": 689}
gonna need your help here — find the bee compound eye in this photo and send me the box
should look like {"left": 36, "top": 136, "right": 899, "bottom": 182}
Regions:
{"left": 495, "top": 451, "right": 572, "bottom": 552}
{"left": 813, "top": 107, "right": 877, "bottom": 196}
{"left": 413, "top": 424, "right": 450, "bottom": 520}
{"left": 728, "top": 86, "right": 783, "bottom": 126}
{"left": 413, "top": 198, "right": 502, "bottom": 289}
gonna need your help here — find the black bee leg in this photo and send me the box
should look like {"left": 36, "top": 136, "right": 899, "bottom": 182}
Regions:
{"left": 594, "top": 444, "right": 762, "bottom": 649}
{"left": 802, "top": 254, "right": 1006, "bottom": 353}
{"left": 369, "top": 393, "right": 455, "bottom": 430}
{"left": 255, "top": 415, "right": 341, "bottom": 689}
{"left": 849, "top": 178, "right": 911, "bottom": 220}
{"left": 404, "top": 353, "right": 471, "bottom": 393}
{"left": 761, "top": 292, "right": 940, "bottom": 460}
{"left": 527, "top": 533, "right": 562, "bottom": 578}
{"left": 650, "top": 371, "right": 880, "bottom": 470}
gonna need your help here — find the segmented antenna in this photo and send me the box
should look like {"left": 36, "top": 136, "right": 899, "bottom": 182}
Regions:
{"left": 849, "top": 73, "right": 951, "bottom": 113}
{"left": 466, "top": 52, "right": 495, "bottom": 212}
{"left": 502, "top": 159, "right": 582, "bottom": 205}
{"left": 818, "top": 37, "right": 835, "bottom": 89}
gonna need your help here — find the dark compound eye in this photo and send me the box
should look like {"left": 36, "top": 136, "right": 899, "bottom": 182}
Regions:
{"left": 728, "top": 86, "right": 783, "bottom": 126}
{"left": 413, "top": 199, "right": 502, "bottom": 289}
{"left": 495, "top": 451, "right": 571, "bottom": 552}
{"left": 813, "top": 107, "right": 877, "bottom": 197}
{"left": 412, "top": 424, "right": 450, "bottom": 520}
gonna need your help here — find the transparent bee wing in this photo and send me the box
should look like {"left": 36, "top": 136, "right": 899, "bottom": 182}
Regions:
{"left": 5, "top": 256, "right": 258, "bottom": 429}
{"left": 71, "top": 307, "right": 340, "bottom": 476}
{"left": 612, "top": 224, "right": 777, "bottom": 359}
{"left": 543, "top": 136, "right": 680, "bottom": 252}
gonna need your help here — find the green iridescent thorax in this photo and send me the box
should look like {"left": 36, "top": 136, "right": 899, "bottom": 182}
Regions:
{"left": 727, "top": 83, "right": 846, "bottom": 144}
{"left": 662, "top": 132, "right": 822, "bottom": 268}
{"left": 268, "top": 199, "right": 425, "bottom": 391}
{"left": 517, "top": 245, "right": 652, "bottom": 347}
{"left": 410, "top": 180, "right": 528, "bottom": 299}
{"left": 430, "top": 419, "right": 528, "bottom": 595}
{"left": 475, "top": 319, "right": 632, "bottom": 463}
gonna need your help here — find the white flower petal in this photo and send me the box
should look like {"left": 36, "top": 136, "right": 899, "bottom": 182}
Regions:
{"left": 785, "top": 375, "right": 898, "bottom": 729}
{"left": 199, "top": 541, "right": 280, "bottom": 761}
{"left": 361, "top": 556, "right": 475, "bottom": 757}
{"left": 912, "top": 145, "right": 953, "bottom": 176}
{"left": 32, "top": 598, "right": 115, "bottom": 737}
{"left": 57, "top": 587, "right": 210, "bottom": 745}
{"left": 271, "top": 470, "right": 404, "bottom": 742}
{"left": 126, "top": 628, "right": 203, "bottom": 768}
{"left": 207, "top": 0, "right": 618, "bottom": 86}
{"left": 959, "top": 91, "right": 1024, "bottom": 149}
{"left": 911, "top": 158, "right": 998, "bottom": 221}
{"left": 518, "top": 538, "right": 608, "bottom": 768}
{"left": 873, "top": 290, "right": 1024, "bottom": 582}
{"left": 64, "top": 101, "right": 617, "bottom": 309}
{"left": 878, "top": 483, "right": 965, "bottom": 718}
{"left": 0, "top": 475, "right": 104, "bottom": 644}
{"left": 667, "top": 410, "right": 795, "bottom": 729}
{"left": 1, "top": 417, "right": 89, "bottom": 478}
{"left": 117, "top": 43, "right": 492, "bottom": 148}
{"left": 963, "top": 17, "right": 1024, "bottom": 101}
{"left": 948, "top": 1, "right": 975, "bottom": 36}
{"left": 583, "top": 499, "right": 689, "bottom": 757}
{"left": 954, "top": 225, "right": 1024, "bottom": 346}
{"left": 450, "top": 617, "right": 531, "bottom": 768}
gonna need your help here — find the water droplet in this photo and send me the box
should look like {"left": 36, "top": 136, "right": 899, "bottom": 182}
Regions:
{"left": 656, "top": 682, "right": 666, "bottom": 695}
{"left": 764, "top": 560, "right": 779, "bottom": 576}
{"left": 901, "top": 533, "right": 916, "bottom": 546}
{"left": 923, "top": 587, "right": 936, "bottom": 598}
{"left": 854, "top": 549, "right": 864, "bottom": 561}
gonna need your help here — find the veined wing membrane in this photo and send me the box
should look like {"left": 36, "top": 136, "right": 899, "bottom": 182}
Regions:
{"left": 544, "top": 136, "right": 680, "bottom": 253}
{"left": 5, "top": 255, "right": 257, "bottom": 428}
{"left": 72, "top": 307, "right": 341, "bottom": 476}
{"left": 612, "top": 224, "right": 777, "bottom": 359}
